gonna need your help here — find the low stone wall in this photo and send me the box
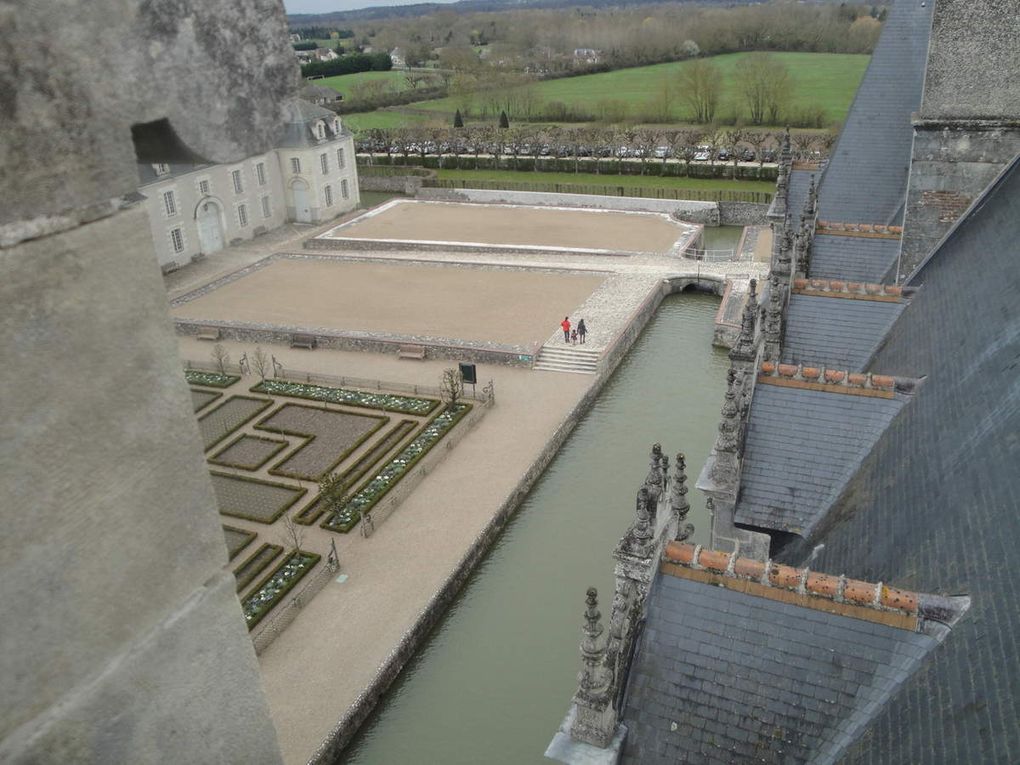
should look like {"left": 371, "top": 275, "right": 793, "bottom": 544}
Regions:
{"left": 415, "top": 187, "right": 720, "bottom": 224}
{"left": 718, "top": 201, "right": 770, "bottom": 226}
{"left": 359, "top": 175, "right": 427, "bottom": 195}
{"left": 175, "top": 321, "right": 539, "bottom": 368}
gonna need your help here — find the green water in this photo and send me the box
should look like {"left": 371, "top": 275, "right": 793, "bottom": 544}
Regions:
{"left": 342, "top": 294, "right": 728, "bottom": 764}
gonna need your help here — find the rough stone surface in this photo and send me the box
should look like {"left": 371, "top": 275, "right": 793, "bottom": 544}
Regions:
{"left": 0, "top": 206, "right": 283, "bottom": 761}
{"left": 0, "top": 0, "right": 297, "bottom": 229}
{"left": 919, "top": 0, "right": 1020, "bottom": 120}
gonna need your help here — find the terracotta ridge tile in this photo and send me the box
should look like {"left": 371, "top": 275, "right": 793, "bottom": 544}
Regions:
{"left": 791, "top": 278, "right": 909, "bottom": 302}
{"left": 757, "top": 361, "right": 903, "bottom": 398}
{"left": 815, "top": 220, "right": 903, "bottom": 239}
{"left": 662, "top": 542, "right": 921, "bottom": 617}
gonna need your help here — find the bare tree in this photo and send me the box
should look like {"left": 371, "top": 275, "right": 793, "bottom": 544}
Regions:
{"left": 251, "top": 346, "right": 269, "bottom": 381}
{"left": 440, "top": 368, "right": 463, "bottom": 408}
{"left": 735, "top": 53, "right": 791, "bottom": 126}
{"left": 792, "top": 131, "right": 817, "bottom": 160}
{"left": 679, "top": 59, "right": 722, "bottom": 124}
{"left": 211, "top": 343, "right": 230, "bottom": 374}
{"left": 279, "top": 513, "right": 305, "bottom": 555}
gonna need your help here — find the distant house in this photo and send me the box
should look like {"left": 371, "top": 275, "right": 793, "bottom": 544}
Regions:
{"left": 300, "top": 83, "right": 343, "bottom": 106}
{"left": 289, "top": 32, "right": 302, "bottom": 43}
{"left": 390, "top": 47, "right": 406, "bottom": 68}
{"left": 573, "top": 48, "right": 602, "bottom": 65}
{"left": 137, "top": 100, "right": 359, "bottom": 273}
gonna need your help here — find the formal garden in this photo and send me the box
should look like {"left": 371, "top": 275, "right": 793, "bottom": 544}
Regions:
{"left": 185, "top": 366, "right": 479, "bottom": 637}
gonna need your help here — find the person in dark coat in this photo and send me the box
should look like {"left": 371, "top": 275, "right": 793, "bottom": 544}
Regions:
{"left": 577, "top": 318, "right": 587, "bottom": 344}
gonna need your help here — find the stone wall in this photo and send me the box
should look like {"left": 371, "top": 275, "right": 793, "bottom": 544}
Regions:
{"left": 718, "top": 201, "right": 769, "bottom": 226}
{"left": 359, "top": 174, "right": 427, "bottom": 195}
{"left": 416, "top": 187, "right": 720, "bottom": 224}
{"left": 1, "top": 2, "right": 291, "bottom": 762}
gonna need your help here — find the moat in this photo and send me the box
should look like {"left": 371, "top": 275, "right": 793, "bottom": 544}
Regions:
{"left": 342, "top": 293, "right": 728, "bottom": 764}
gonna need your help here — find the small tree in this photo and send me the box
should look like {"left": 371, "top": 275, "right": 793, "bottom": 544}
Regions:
{"left": 279, "top": 513, "right": 305, "bottom": 555}
{"left": 498, "top": 109, "right": 510, "bottom": 129}
{"left": 453, "top": 109, "right": 464, "bottom": 129}
{"left": 211, "top": 343, "right": 230, "bottom": 374}
{"left": 319, "top": 471, "right": 350, "bottom": 525}
{"left": 251, "top": 346, "right": 269, "bottom": 381}
{"left": 440, "top": 368, "right": 463, "bottom": 408}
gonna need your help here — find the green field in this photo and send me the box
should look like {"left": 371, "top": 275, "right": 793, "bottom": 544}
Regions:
{"left": 405, "top": 52, "right": 868, "bottom": 127}
{"left": 342, "top": 110, "right": 431, "bottom": 131}
{"left": 318, "top": 70, "right": 412, "bottom": 96}
{"left": 434, "top": 168, "right": 775, "bottom": 193}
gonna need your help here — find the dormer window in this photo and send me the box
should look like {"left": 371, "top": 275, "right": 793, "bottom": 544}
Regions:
{"left": 153, "top": 163, "right": 170, "bottom": 176}
{"left": 315, "top": 121, "right": 326, "bottom": 140}
{"left": 333, "top": 119, "right": 341, "bottom": 136}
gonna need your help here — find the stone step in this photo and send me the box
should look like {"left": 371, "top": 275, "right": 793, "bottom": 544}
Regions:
{"left": 533, "top": 344, "right": 600, "bottom": 375}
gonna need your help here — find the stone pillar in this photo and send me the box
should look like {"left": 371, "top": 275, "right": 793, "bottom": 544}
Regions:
{"left": 763, "top": 275, "right": 784, "bottom": 362}
{"left": 0, "top": 2, "right": 295, "bottom": 762}
{"left": 672, "top": 453, "right": 694, "bottom": 543}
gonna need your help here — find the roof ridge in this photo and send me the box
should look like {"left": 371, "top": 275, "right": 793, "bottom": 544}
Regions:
{"left": 660, "top": 542, "right": 964, "bottom": 631}
{"left": 792, "top": 277, "right": 911, "bottom": 302}
{"left": 816, "top": 220, "right": 903, "bottom": 239}
{"left": 758, "top": 361, "right": 919, "bottom": 397}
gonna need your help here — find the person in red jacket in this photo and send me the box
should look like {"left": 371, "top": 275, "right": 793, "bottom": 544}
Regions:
{"left": 560, "top": 316, "right": 571, "bottom": 342}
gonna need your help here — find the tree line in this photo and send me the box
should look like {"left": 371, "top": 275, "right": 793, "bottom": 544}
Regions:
{"left": 300, "top": 52, "right": 392, "bottom": 79}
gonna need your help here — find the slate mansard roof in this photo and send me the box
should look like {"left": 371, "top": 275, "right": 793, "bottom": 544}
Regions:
{"left": 807, "top": 234, "right": 902, "bottom": 284}
{"left": 782, "top": 293, "right": 905, "bottom": 371}
{"left": 619, "top": 544, "right": 958, "bottom": 765}
{"left": 733, "top": 379, "right": 908, "bottom": 538}
{"left": 814, "top": 0, "right": 933, "bottom": 226}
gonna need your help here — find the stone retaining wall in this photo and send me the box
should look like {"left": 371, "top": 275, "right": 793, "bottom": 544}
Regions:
{"left": 718, "top": 201, "right": 770, "bottom": 226}
{"left": 175, "top": 321, "right": 538, "bottom": 368}
{"left": 359, "top": 175, "right": 427, "bottom": 195}
{"left": 416, "top": 187, "right": 720, "bottom": 224}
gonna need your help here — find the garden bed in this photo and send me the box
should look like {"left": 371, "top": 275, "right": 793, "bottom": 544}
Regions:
{"left": 233, "top": 542, "right": 285, "bottom": 593}
{"left": 241, "top": 550, "right": 321, "bottom": 630}
{"left": 197, "top": 396, "right": 273, "bottom": 451}
{"left": 322, "top": 403, "right": 472, "bottom": 533}
{"left": 210, "top": 471, "right": 307, "bottom": 524}
{"left": 185, "top": 369, "right": 240, "bottom": 388}
{"left": 256, "top": 403, "right": 387, "bottom": 481}
{"left": 294, "top": 418, "right": 418, "bottom": 526}
{"left": 209, "top": 434, "right": 290, "bottom": 471}
{"left": 222, "top": 525, "right": 257, "bottom": 560}
{"left": 251, "top": 379, "right": 438, "bottom": 416}
{"left": 190, "top": 388, "right": 222, "bottom": 413}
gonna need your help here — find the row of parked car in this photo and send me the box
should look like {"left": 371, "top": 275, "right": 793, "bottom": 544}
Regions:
{"left": 354, "top": 137, "right": 779, "bottom": 163}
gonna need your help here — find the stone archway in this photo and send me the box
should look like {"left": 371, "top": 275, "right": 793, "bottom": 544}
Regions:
{"left": 196, "top": 198, "right": 225, "bottom": 255}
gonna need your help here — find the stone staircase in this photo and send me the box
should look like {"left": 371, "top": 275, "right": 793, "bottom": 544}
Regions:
{"left": 533, "top": 345, "right": 601, "bottom": 375}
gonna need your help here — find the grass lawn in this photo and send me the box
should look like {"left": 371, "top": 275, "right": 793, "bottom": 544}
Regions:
{"left": 343, "top": 110, "right": 431, "bottom": 131}
{"left": 412, "top": 52, "right": 868, "bottom": 126}
{"left": 435, "top": 168, "right": 775, "bottom": 193}
{"left": 318, "top": 70, "right": 412, "bottom": 97}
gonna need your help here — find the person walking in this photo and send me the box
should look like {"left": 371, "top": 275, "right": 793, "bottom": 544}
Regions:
{"left": 577, "top": 318, "right": 587, "bottom": 344}
{"left": 570, "top": 328, "right": 578, "bottom": 345}
{"left": 561, "top": 316, "right": 571, "bottom": 342}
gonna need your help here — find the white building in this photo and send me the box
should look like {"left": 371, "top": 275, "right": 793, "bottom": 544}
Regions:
{"left": 138, "top": 100, "right": 359, "bottom": 272}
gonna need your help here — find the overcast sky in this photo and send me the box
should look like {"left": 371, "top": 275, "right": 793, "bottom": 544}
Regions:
{"left": 284, "top": 0, "right": 460, "bottom": 14}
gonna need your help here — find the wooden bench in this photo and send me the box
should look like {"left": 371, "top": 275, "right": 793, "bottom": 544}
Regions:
{"left": 196, "top": 327, "right": 220, "bottom": 341}
{"left": 290, "top": 333, "right": 317, "bottom": 350}
{"left": 397, "top": 344, "right": 426, "bottom": 360}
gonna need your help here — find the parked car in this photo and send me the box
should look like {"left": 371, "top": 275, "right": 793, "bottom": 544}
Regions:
{"left": 693, "top": 145, "right": 712, "bottom": 161}
{"left": 653, "top": 146, "right": 671, "bottom": 159}
{"left": 740, "top": 148, "right": 756, "bottom": 162}
{"left": 717, "top": 149, "right": 731, "bottom": 162}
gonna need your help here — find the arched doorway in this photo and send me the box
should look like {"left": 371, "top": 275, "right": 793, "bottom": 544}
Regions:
{"left": 291, "top": 179, "right": 312, "bottom": 223}
{"left": 196, "top": 199, "right": 225, "bottom": 255}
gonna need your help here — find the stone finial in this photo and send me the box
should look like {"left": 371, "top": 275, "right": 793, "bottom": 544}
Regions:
{"left": 763, "top": 275, "right": 783, "bottom": 361}
{"left": 672, "top": 452, "right": 692, "bottom": 538}
{"left": 776, "top": 227, "right": 793, "bottom": 275}
{"left": 795, "top": 220, "right": 811, "bottom": 276}
{"left": 804, "top": 174, "right": 817, "bottom": 218}
{"left": 644, "top": 443, "right": 665, "bottom": 508}
{"left": 571, "top": 587, "right": 616, "bottom": 748}
{"left": 621, "top": 487, "right": 655, "bottom": 557}
{"left": 575, "top": 587, "right": 608, "bottom": 695}
{"left": 781, "top": 126, "right": 792, "bottom": 164}
{"left": 716, "top": 369, "right": 740, "bottom": 454}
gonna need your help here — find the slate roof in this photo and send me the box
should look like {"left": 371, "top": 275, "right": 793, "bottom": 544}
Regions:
{"left": 619, "top": 571, "right": 938, "bottom": 765}
{"left": 806, "top": 155, "right": 1020, "bottom": 763}
{"left": 733, "top": 383, "right": 907, "bottom": 537}
{"left": 815, "top": 0, "right": 933, "bottom": 225}
{"left": 808, "top": 234, "right": 901, "bottom": 283}
{"left": 782, "top": 295, "right": 905, "bottom": 371}
{"left": 278, "top": 99, "right": 347, "bottom": 149}
{"left": 137, "top": 160, "right": 213, "bottom": 186}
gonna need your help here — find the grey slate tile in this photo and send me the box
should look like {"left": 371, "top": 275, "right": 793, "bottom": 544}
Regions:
{"left": 808, "top": 234, "right": 902, "bottom": 284}
{"left": 782, "top": 294, "right": 905, "bottom": 371}
{"left": 619, "top": 575, "right": 937, "bottom": 765}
